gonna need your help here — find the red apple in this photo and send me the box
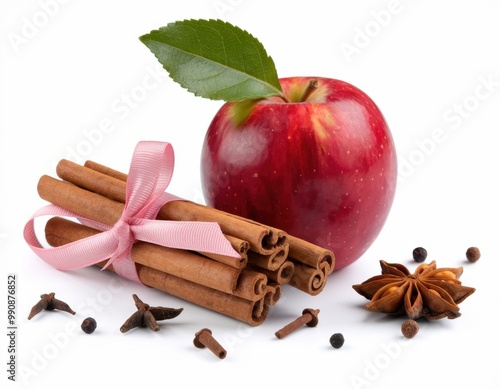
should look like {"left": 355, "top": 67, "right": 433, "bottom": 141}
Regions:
{"left": 200, "top": 77, "right": 397, "bottom": 270}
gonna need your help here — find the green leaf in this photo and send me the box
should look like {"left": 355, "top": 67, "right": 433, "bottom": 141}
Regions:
{"left": 139, "top": 19, "right": 284, "bottom": 102}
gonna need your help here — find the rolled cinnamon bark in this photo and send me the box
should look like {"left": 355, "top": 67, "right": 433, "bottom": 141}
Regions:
{"left": 222, "top": 235, "right": 250, "bottom": 257}
{"left": 57, "top": 159, "right": 287, "bottom": 254}
{"left": 132, "top": 242, "right": 241, "bottom": 294}
{"left": 288, "top": 261, "right": 326, "bottom": 296}
{"left": 198, "top": 246, "right": 248, "bottom": 270}
{"left": 287, "top": 235, "right": 335, "bottom": 276}
{"left": 39, "top": 175, "right": 123, "bottom": 227}
{"left": 265, "top": 283, "right": 282, "bottom": 306}
{"left": 45, "top": 217, "right": 241, "bottom": 295}
{"left": 82, "top": 159, "right": 127, "bottom": 181}
{"left": 247, "top": 244, "right": 289, "bottom": 271}
{"left": 234, "top": 269, "right": 268, "bottom": 301}
{"left": 137, "top": 265, "right": 270, "bottom": 326}
{"left": 44, "top": 216, "right": 271, "bottom": 325}
{"left": 248, "top": 261, "right": 295, "bottom": 285}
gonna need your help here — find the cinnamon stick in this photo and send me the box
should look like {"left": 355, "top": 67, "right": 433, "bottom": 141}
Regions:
{"left": 39, "top": 174, "right": 123, "bottom": 227}
{"left": 221, "top": 235, "right": 250, "bottom": 256}
{"left": 247, "top": 244, "right": 289, "bottom": 271}
{"left": 137, "top": 265, "right": 270, "bottom": 326}
{"left": 285, "top": 235, "right": 334, "bottom": 294}
{"left": 265, "top": 283, "right": 282, "bottom": 306}
{"left": 82, "top": 159, "right": 127, "bottom": 181}
{"left": 287, "top": 235, "right": 335, "bottom": 276}
{"left": 198, "top": 247, "right": 248, "bottom": 270}
{"left": 288, "top": 261, "right": 326, "bottom": 296}
{"left": 234, "top": 269, "right": 268, "bottom": 301}
{"left": 248, "top": 261, "right": 295, "bottom": 285}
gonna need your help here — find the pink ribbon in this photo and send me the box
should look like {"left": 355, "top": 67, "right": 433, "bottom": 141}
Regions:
{"left": 23, "top": 141, "right": 240, "bottom": 283}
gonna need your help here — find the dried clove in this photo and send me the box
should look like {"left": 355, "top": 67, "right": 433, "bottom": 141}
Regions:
{"left": 28, "top": 292, "right": 76, "bottom": 320}
{"left": 193, "top": 328, "right": 227, "bottom": 359}
{"left": 120, "top": 294, "right": 183, "bottom": 333}
{"left": 275, "top": 308, "right": 320, "bottom": 339}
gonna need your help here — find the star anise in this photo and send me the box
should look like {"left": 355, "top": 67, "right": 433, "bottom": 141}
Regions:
{"left": 120, "top": 294, "right": 183, "bottom": 333}
{"left": 352, "top": 260, "right": 476, "bottom": 320}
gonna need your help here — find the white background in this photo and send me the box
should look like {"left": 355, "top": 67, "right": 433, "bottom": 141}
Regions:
{"left": 1, "top": 0, "right": 499, "bottom": 388}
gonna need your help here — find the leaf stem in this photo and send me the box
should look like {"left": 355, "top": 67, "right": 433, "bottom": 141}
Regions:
{"left": 299, "top": 79, "right": 319, "bottom": 102}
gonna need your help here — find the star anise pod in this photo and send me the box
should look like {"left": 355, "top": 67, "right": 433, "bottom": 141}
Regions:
{"left": 120, "top": 294, "right": 183, "bottom": 333}
{"left": 352, "top": 260, "right": 476, "bottom": 320}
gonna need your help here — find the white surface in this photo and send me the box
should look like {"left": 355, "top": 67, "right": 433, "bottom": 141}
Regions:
{"left": 1, "top": 1, "right": 499, "bottom": 388}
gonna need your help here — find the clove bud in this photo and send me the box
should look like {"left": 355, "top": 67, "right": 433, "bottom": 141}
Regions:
{"left": 28, "top": 292, "right": 76, "bottom": 320}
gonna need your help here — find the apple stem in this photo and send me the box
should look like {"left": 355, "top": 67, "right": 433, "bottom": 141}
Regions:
{"left": 299, "top": 79, "right": 319, "bottom": 102}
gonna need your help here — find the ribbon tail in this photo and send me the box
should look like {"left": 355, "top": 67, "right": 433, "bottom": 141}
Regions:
{"left": 131, "top": 219, "right": 241, "bottom": 258}
{"left": 25, "top": 222, "right": 118, "bottom": 271}
{"left": 23, "top": 205, "right": 141, "bottom": 283}
{"left": 110, "top": 255, "right": 142, "bottom": 283}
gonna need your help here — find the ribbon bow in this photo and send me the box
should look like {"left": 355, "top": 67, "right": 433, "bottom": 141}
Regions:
{"left": 23, "top": 141, "right": 240, "bottom": 283}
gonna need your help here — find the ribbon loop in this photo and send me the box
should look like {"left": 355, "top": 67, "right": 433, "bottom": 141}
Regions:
{"left": 23, "top": 141, "right": 240, "bottom": 283}
{"left": 123, "top": 141, "right": 175, "bottom": 219}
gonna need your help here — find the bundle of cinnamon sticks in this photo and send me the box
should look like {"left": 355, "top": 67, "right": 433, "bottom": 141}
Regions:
{"left": 37, "top": 159, "right": 334, "bottom": 326}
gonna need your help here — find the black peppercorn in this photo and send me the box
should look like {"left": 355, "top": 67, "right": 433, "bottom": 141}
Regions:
{"left": 329, "top": 333, "right": 344, "bottom": 349}
{"left": 412, "top": 247, "right": 427, "bottom": 263}
{"left": 81, "top": 317, "right": 97, "bottom": 334}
